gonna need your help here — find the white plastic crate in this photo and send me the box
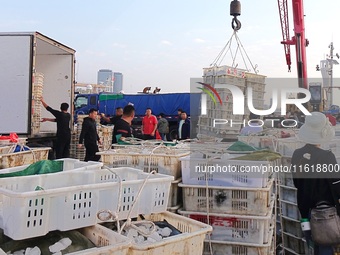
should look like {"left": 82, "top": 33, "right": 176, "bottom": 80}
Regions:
{"left": 0, "top": 167, "right": 173, "bottom": 240}
{"left": 0, "top": 158, "right": 103, "bottom": 174}
{"left": 180, "top": 153, "right": 276, "bottom": 187}
{"left": 280, "top": 215, "right": 303, "bottom": 238}
{"left": 282, "top": 231, "right": 305, "bottom": 254}
{"left": 168, "top": 178, "right": 182, "bottom": 208}
{"left": 277, "top": 138, "right": 304, "bottom": 157}
{"left": 178, "top": 202, "right": 274, "bottom": 245}
{"left": 203, "top": 236, "right": 274, "bottom": 255}
{"left": 279, "top": 199, "right": 300, "bottom": 220}
{"left": 67, "top": 224, "right": 130, "bottom": 255}
{"left": 124, "top": 211, "right": 212, "bottom": 255}
{"left": 98, "top": 148, "right": 189, "bottom": 178}
{"left": 179, "top": 180, "right": 274, "bottom": 216}
{"left": 279, "top": 185, "right": 297, "bottom": 204}
{"left": 0, "top": 147, "right": 50, "bottom": 169}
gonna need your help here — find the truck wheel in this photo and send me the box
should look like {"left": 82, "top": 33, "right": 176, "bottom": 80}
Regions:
{"left": 168, "top": 127, "right": 178, "bottom": 141}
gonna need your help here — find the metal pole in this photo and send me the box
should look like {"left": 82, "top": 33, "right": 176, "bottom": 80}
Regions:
{"left": 330, "top": 42, "right": 334, "bottom": 107}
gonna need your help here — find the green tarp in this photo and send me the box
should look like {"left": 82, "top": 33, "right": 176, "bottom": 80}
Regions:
{"left": 0, "top": 160, "right": 63, "bottom": 178}
{"left": 227, "top": 141, "right": 260, "bottom": 152}
{"left": 231, "top": 150, "right": 282, "bottom": 161}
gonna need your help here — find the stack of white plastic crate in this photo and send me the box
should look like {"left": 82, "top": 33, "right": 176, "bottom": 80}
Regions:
{"left": 31, "top": 72, "right": 44, "bottom": 134}
{"left": 198, "top": 65, "right": 266, "bottom": 140}
{"left": 98, "top": 125, "right": 113, "bottom": 151}
{"left": 97, "top": 146, "right": 190, "bottom": 211}
{"left": 70, "top": 115, "right": 86, "bottom": 160}
{"left": 178, "top": 152, "right": 277, "bottom": 255}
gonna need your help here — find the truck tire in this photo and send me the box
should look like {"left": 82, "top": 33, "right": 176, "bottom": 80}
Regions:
{"left": 168, "top": 126, "right": 178, "bottom": 141}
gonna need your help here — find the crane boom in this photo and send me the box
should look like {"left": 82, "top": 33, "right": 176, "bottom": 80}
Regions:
{"left": 278, "top": 0, "right": 308, "bottom": 89}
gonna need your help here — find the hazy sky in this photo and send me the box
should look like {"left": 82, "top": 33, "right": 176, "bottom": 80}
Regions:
{"left": 1, "top": 0, "right": 340, "bottom": 102}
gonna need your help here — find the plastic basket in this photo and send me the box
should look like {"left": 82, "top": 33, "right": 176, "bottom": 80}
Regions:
{"left": 168, "top": 178, "right": 182, "bottom": 208}
{"left": 280, "top": 215, "right": 303, "bottom": 238}
{"left": 67, "top": 224, "right": 130, "bottom": 255}
{"left": 178, "top": 202, "right": 274, "bottom": 245}
{"left": 279, "top": 185, "right": 297, "bottom": 204}
{"left": 203, "top": 236, "right": 275, "bottom": 255}
{"left": 0, "top": 147, "right": 50, "bottom": 169}
{"left": 124, "top": 211, "right": 212, "bottom": 255}
{"left": 0, "top": 158, "right": 103, "bottom": 174}
{"left": 179, "top": 180, "right": 274, "bottom": 216}
{"left": 97, "top": 148, "right": 189, "bottom": 178}
{"left": 180, "top": 153, "right": 276, "bottom": 187}
{"left": 277, "top": 138, "right": 304, "bottom": 157}
{"left": 279, "top": 199, "right": 300, "bottom": 220}
{"left": 0, "top": 167, "right": 173, "bottom": 240}
{"left": 282, "top": 231, "right": 305, "bottom": 254}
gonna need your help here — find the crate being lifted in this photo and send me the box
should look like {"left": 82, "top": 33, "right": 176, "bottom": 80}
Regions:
{"left": 198, "top": 65, "right": 266, "bottom": 139}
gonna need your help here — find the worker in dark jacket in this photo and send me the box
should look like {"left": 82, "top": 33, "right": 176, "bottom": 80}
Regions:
{"left": 78, "top": 108, "right": 101, "bottom": 161}
{"left": 40, "top": 98, "right": 71, "bottom": 159}
{"left": 178, "top": 111, "right": 190, "bottom": 140}
{"left": 291, "top": 112, "right": 339, "bottom": 254}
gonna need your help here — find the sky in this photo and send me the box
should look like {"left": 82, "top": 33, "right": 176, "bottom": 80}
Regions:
{"left": 1, "top": 0, "right": 340, "bottom": 104}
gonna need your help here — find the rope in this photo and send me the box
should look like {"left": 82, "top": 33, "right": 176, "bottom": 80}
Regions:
{"left": 118, "top": 170, "right": 158, "bottom": 236}
{"left": 210, "top": 30, "right": 258, "bottom": 74}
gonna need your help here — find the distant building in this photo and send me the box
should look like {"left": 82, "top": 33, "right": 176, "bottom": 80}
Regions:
{"left": 113, "top": 72, "right": 123, "bottom": 93}
{"left": 97, "top": 70, "right": 123, "bottom": 93}
{"left": 97, "top": 69, "right": 113, "bottom": 92}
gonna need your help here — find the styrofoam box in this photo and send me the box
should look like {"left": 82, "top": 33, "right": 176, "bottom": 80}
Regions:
{"left": 279, "top": 199, "right": 300, "bottom": 220}
{"left": 97, "top": 148, "right": 189, "bottom": 178}
{"left": 180, "top": 153, "right": 278, "bottom": 187}
{"left": 203, "top": 235, "right": 274, "bottom": 255}
{"left": 123, "top": 211, "right": 212, "bottom": 255}
{"left": 178, "top": 202, "right": 274, "bottom": 245}
{"left": 279, "top": 185, "right": 297, "bottom": 204}
{"left": 0, "top": 167, "right": 173, "bottom": 240}
{"left": 280, "top": 215, "right": 303, "bottom": 238}
{"left": 0, "top": 158, "right": 103, "bottom": 174}
{"left": 0, "top": 147, "right": 50, "bottom": 169}
{"left": 179, "top": 180, "right": 274, "bottom": 216}
{"left": 67, "top": 224, "right": 130, "bottom": 255}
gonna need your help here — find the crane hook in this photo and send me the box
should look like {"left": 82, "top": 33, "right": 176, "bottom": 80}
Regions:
{"left": 230, "top": 0, "right": 241, "bottom": 31}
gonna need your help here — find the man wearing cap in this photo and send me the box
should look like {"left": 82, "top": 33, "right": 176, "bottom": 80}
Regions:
{"left": 41, "top": 98, "right": 71, "bottom": 159}
{"left": 291, "top": 112, "right": 339, "bottom": 254}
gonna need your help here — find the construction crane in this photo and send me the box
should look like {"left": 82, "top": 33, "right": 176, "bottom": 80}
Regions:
{"left": 278, "top": 0, "right": 309, "bottom": 90}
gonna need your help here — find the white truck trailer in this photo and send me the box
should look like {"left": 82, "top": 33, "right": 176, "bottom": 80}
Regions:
{"left": 0, "top": 32, "right": 75, "bottom": 149}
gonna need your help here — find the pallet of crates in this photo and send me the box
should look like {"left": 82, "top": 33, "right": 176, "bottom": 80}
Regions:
{"left": 99, "top": 211, "right": 212, "bottom": 255}
{"left": 0, "top": 167, "right": 173, "bottom": 240}
{"left": 0, "top": 147, "right": 51, "bottom": 169}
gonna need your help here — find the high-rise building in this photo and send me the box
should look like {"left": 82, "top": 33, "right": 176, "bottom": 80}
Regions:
{"left": 113, "top": 72, "right": 123, "bottom": 93}
{"left": 97, "top": 70, "right": 123, "bottom": 93}
{"left": 97, "top": 69, "right": 113, "bottom": 92}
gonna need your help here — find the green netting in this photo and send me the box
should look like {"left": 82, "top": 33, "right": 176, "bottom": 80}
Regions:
{"left": 227, "top": 141, "right": 260, "bottom": 151}
{"left": 231, "top": 150, "right": 282, "bottom": 161}
{"left": 99, "top": 94, "right": 124, "bottom": 101}
{"left": 0, "top": 160, "right": 63, "bottom": 178}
